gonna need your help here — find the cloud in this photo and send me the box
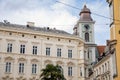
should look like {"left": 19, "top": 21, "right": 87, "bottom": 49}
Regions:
{"left": 87, "top": 0, "right": 110, "bottom": 44}
{"left": 0, "top": 0, "right": 110, "bottom": 44}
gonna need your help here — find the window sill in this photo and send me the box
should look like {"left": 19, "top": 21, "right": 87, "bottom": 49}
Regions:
{"left": 5, "top": 72, "right": 12, "bottom": 74}
{"left": 18, "top": 73, "right": 25, "bottom": 75}
{"left": 31, "top": 73, "right": 37, "bottom": 75}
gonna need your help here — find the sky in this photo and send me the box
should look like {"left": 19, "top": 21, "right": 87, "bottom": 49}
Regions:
{"left": 0, "top": 0, "right": 110, "bottom": 45}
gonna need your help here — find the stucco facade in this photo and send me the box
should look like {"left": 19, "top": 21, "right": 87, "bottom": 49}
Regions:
{"left": 0, "top": 5, "right": 98, "bottom": 80}
{"left": 0, "top": 22, "right": 89, "bottom": 80}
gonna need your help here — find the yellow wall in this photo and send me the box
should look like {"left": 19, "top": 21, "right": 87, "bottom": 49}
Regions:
{"left": 110, "top": 0, "right": 120, "bottom": 79}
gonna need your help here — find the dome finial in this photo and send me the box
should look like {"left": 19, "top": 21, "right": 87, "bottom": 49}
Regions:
{"left": 83, "top": 0, "right": 87, "bottom": 7}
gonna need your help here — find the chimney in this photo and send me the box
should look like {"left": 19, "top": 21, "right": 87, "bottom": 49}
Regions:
{"left": 27, "top": 22, "right": 35, "bottom": 27}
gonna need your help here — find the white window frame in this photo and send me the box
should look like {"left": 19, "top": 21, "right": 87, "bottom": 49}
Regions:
{"left": 68, "top": 67, "right": 72, "bottom": 76}
{"left": 57, "top": 48, "right": 61, "bottom": 57}
{"left": 7, "top": 43, "right": 12, "bottom": 53}
{"left": 20, "top": 45, "right": 25, "bottom": 54}
{"left": 32, "top": 64, "right": 37, "bottom": 74}
{"left": 46, "top": 47, "right": 50, "bottom": 56}
{"left": 33, "top": 46, "right": 37, "bottom": 55}
{"left": 68, "top": 50, "right": 72, "bottom": 58}
{"left": 19, "top": 63, "right": 24, "bottom": 73}
{"left": 5, "top": 62, "right": 11, "bottom": 73}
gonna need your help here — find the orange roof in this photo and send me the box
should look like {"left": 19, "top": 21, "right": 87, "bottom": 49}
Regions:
{"left": 97, "top": 46, "right": 106, "bottom": 56}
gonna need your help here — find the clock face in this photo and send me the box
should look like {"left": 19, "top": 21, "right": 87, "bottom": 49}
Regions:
{"left": 84, "top": 24, "right": 90, "bottom": 30}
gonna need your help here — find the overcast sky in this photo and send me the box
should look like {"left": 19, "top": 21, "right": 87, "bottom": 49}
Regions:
{"left": 0, "top": 0, "right": 110, "bottom": 45}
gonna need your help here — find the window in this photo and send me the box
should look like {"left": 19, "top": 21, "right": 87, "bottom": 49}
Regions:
{"left": 33, "top": 46, "right": 37, "bottom": 55}
{"left": 47, "top": 37, "right": 49, "bottom": 40}
{"left": 32, "top": 64, "right": 37, "bottom": 74}
{"left": 87, "top": 51, "right": 89, "bottom": 59}
{"left": 102, "top": 65, "right": 104, "bottom": 73}
{"left": 105, "top": 63, "right": 107, "bottom": 72}
{"left": 9, "top": 32, "right": 12, "bottom": 35}
{"left": 119, "top": 30, "right": 120, "bottom": 34}
{"left": 20, "top": 45, "right": 25, "bottom": 54}
{"left": 22, "top": 34, "right": 24, "bottom": 37}
{"left": 68, "top": 67, "right": 72, "bottom": 76}
{"left": 58, "top": 39, "right": 60, "bottom": 41}
{"left": 57, "top": 48, "right": 61, "bottom": 57}
{"left": 19, "top": 63, "right": 24, "bottom": 73}
{"left": 96, "top": 69, "right": 98, "bottom": 76}
{"left": 85, "top": 32, "right": 89, "bottom": 42}
{"left": 85, "top": 68, "right": 86, "bottom": 77}
{"left": 68, "top": 50, "right": 72, "bottom": 58}
{"left": 99, "top": 67, "right": 101, "bottom": 74}
{"left": 7, "top": 43, "right": 12, "bottom": 53}
{"left": 80, "top": 67, "right": 82, "bottom": 76}
{"left": 5, "top": 62, "right": 11, "bottom": 73}
{"left": 34, "top": 36, "right": 36, "bottom": 38}
{"left": 46, "top": 47, "right": 50, "bottom": 56}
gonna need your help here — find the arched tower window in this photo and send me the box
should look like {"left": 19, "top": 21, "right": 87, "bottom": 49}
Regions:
{"left": 85, "top": 32, "right": 89, "bottom": 42}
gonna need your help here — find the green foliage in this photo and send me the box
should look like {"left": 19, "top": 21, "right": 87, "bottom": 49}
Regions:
{"left": 40, "top": 64, "right": 66, "bottom": 80}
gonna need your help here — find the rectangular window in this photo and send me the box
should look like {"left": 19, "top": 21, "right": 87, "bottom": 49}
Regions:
{"left": 5, "top": 62, "right": 11, "bottom": 73}
{"left": 19, "top": 63, "right": 24, "bottom": 73}
{"left": 32, "top": 64, "right": 37, "bottom": 74}
{"left": 46, "top": 47, "right": 50, "bottom": 56}
{"left": 20, "top": 45, "right": 25, "bottom": 54}
{"left": 68, "top": 50, "right": 72, "bottom": 58}
{"left": 7, "top": 43, "right": 12, "bottom": 53}
{"left": 57, "top": 48, "right": 61, "bottom": 57}
{"left": 33, "top": 46, "right": 37, "bottom": 55}
{"left": 80, "top": 67, "right": 82, "bottom": 76}
{"left": 68, "top": 67, "right": 72, "bottom": 76}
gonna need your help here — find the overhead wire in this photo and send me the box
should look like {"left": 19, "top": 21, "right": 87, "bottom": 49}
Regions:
{"left": 56, "top": 0, "right": 120, "bottom": 22}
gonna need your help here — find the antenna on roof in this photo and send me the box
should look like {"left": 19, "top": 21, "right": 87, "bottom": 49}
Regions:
{"left": 83, "top": 0, "right": 87, "bottom": 6}
{"left": 3, "top": 20, "right": 10, "bottom": 24}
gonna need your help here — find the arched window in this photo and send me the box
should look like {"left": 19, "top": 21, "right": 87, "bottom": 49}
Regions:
{"left": 85, "top": 33, "right": 89, "bottom": 42}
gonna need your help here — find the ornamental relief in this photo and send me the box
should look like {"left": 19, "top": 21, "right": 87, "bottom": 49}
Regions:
{"left": 31, "top": 59, "right": 39, "bottom": 63}
{"left": 18, "top": 57, "right": 27, "bottom": 62}
{"left": 4, "top": 56, "right": 14, "bottom": 62}
{"left": 2, "top": 76, "right": 14, "bottom": 80}
{"left": 56, "top": 61, "right": 64, "bottom": 65}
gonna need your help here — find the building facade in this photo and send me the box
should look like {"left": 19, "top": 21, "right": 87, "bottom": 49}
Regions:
{"left": 0, "top": 21, "right": 86, "bottom": 80}
{"left": 93, "top": 40, "right": 117, "bottom": 80}
{"left": 0, "top": 5, "right": 97, "bottom": 80}
{"left": 107, "top": 0, "right": 120, "bottom": 80}
{"left": 73, "top": 5, "right": 97, "bottom": 79}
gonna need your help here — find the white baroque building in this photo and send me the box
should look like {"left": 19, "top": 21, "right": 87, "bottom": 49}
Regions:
{"left": 0, "top": 5, "right": 97, "bottom": 80}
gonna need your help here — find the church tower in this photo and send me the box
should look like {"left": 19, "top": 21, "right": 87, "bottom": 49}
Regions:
{"left": 73, "top": 5, "right": 96, "bottom": 63}
{"left": 73, "top": 5, "right": 95, "bottom": 43}
{"left": 73, "top": 5, "right": 97, "bottom": 78}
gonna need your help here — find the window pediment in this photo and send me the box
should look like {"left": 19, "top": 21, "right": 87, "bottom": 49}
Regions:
{"left": 44, "top": 60, "right": 52, "bottom": 64}
{"left": 5, "top": 56, "right": 14, "bottom": 61}
{"left": 31, "top": 59, "right": 39, "bottom": 62}
{"left": 56, "top": 61, "right": 64, "bottom": 65}
{"left": 67, "top": 62, "right": 75, "bottom": 66}
{"left": 18, "top": 58, "right": 27, "bottom": 62}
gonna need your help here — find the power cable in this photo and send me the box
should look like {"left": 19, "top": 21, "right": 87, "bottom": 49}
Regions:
{"left": 56, "top": 1, "right": 120, "bottom": 22}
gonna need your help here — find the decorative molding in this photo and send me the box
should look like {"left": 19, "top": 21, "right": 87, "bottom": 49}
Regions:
{"left": 4, "top": 56, "right": 14, "bottom": 61}
{"left": 18, "top": 57, "right": 27, "bottom": 62}
{"left": 31, "top": 58, "right": 39, "bottom": 62}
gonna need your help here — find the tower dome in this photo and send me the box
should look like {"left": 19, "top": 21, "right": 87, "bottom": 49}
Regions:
{"left": 79, "top": 5, "right": 93, "bottom": 21}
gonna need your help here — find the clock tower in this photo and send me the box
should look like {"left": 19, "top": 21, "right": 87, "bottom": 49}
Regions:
{"left": 73, "top": 5, "right": 95, "bottom": 44}
{"left": 73, "top": 5, "right": 97, "bottom": 77}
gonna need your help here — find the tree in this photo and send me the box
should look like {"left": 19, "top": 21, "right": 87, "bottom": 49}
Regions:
{"left": 40, "top": 64, "right": 66, "bottom": 80}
